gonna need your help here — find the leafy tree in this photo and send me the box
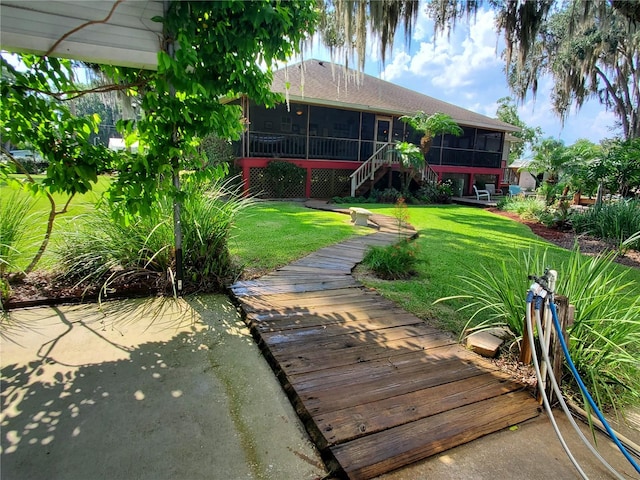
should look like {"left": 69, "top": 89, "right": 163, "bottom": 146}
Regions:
{"left": 425, "top": 1, "right": 640, "bottom": 140}
{"left": 594, "top": 138, "right": 640, "bottom": 198}
{"left": 400, "top": 111, "right": 463, "bottom": 156}
{"left": 562, "top": 139, "right": 603, "bottom": 198}
{"left": 1, "top": 55, "right": 117, "bottom": 274}
{"left": 508, "top": 3, "right": 639, "bottom": 140}
{"left": 495, "top": 97, "right": 542, "bottom": 163}
{"left": 525, "top": 138, "right": 569, "bottom": 203}
{"left": 391, "top": 141, "right": 424, "bottom": 192}
{"left": 69, "top": 88, "right": 123, "bottom": 147}
{"left": 1, "top": 1, "right": 317, "bottom": 285}
{"left": 318, "top": 0, "right": 419, "bottom": 71}
{"left": 321, "top": 1, "right": 638, "bottom": 140}
{"left": 529, "top": 138, "right": 568, "bottom": 184}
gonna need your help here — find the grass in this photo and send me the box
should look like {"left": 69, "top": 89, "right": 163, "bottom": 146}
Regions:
{"left": 347, "top": 203, "right": 640, "bottom": 335}
{"left": 0, "top": 175, "right": 112, "bottom": 271}
{"left": 229, "top": 201, "right": 369, "bottom": 274}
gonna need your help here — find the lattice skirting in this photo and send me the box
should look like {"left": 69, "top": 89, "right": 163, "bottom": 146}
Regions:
{"left": 310, "top": 168, "right": 350, "bottom": 198}
{"left": 248, "top": 166, "right": 352, "bottom": 198}
{"left": 248, "top": 166, "right": 305, "bottom": 198}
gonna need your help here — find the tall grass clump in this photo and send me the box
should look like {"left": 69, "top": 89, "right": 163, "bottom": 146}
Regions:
{"left": 181, "top": 177, "right": 253, "bottom": 289}
{"left": 437, "top": 245, "right": 640, "bottom": 411}
{"left": 56, "top": 200, "right": 174, "bottom": 287}
{"left": 57, "top": 176, "right": 251, "bottom": 293}
{"left": 0, "top": 191, "right": 36, "bottom": 277}
{"left": 571, "top": 199, "right": 640, "bottom": 250}
{"left": 498, "top": 195, "right": 546, "bottom": 220}
{"left": 434, "top": 249, "right": 545, "bottom": 342}
{"left": 1, "top": 191, "right": 37, "bottom": 307}
{"left": 361, "top": 239, "right": 421, "bottom": 280}
{"left": 557, "top": 248, "right": 640, "bottom": 413}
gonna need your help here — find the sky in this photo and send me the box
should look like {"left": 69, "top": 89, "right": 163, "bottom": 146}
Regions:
{"left": 298, "top": 7, "right": 621, "bottom": 155}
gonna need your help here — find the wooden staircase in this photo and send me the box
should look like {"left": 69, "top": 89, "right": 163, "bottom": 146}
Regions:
{"left": 350, "top": 143, "right": 439, "bottom": 196}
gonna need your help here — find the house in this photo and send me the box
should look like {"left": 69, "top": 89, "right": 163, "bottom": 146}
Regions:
{"left": 505, "top": 158, "right": 537, "bottom": 191}
{"left": 232, "top": 59, "right": 519, "bottom": 198}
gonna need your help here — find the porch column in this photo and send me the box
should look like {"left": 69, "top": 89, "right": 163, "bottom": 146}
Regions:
{"left": 305, "top": 167, "right": 312, "bottom": 198}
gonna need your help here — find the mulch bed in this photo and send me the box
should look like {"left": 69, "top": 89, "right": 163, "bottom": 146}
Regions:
{"left": 488, "top": 208, "right": 640, "bottom": 270}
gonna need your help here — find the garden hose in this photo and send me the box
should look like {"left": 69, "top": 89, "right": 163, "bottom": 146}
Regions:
{"left": 526, "top": 289, "right": 588, "bottom": 480}
{"left": 549, "top": 300, "right": 640, "bottom": 475}
{"left": 532, "top": 289, "right": 624, "bottom": 479}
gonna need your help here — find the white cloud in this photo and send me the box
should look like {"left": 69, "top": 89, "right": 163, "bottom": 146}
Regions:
{"left": 384, "top": 9, "right": 503, "bottom": 93}
{"left": 380, "top": 51, "right": 412, "bottom": 81}
{"left": 291, "top": 6, "right": 617, "bottom": 146}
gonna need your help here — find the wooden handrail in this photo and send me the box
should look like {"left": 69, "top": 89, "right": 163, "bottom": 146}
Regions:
{"left": 350, "top": 143, "right": 394, "bottom": 196}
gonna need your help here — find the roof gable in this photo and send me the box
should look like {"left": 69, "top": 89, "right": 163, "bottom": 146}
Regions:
{"left": 272, "top": 59, "right": 518, "bottom": 132}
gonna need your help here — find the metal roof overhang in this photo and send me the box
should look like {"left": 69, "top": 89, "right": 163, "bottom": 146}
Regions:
{"left": 0, "top": 0, "right": 163, "bottom": 70}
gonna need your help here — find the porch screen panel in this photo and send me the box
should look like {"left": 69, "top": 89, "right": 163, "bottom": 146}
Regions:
{"left": 473, "top": 152, "right": 502, "bottom": 168}
{"left": 248, "top": 101, "right": 307, "bottom": 158}
{"left": 359, "top": 113, "right": 374, "bottom": 161}
{"left": 308, "top": 106, "right": 360, "bottom": 160}
{"left": 441, "top": 149, "right": 474, "bottom": 166}
{"left": 426, "top": 147, "right": 442, "bottom": 165}
{"left": 392, "top": 117, "right": 405, "bottom": 143}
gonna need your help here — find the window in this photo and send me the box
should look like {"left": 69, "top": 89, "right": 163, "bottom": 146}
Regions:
{"left": 281, "top": 116, "right": 292, "bottom": 133}
{"left": 475, "top": 129, "right": 503, "bottom": 152}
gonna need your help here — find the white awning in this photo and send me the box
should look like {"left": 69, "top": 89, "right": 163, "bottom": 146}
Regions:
{"left": 0, "top": 0, "right": 163, "bottom": 70}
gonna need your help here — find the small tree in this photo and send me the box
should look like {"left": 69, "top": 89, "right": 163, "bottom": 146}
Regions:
{"left": 495, "top": 96, "right": 542, "bottom": 163}
{"left": 400, "top": 111, "right": 463, "bottom": 157}
{"left": 391, "top": 141, "right": 424, "bottom": 193}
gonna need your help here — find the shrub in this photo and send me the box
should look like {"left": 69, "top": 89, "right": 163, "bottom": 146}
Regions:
{"left": 0, "top": 190, "right": 36, "bottom": 276}
{"left": 499, "top": 195, "right": 546, "bottom": 220}
{"left": 56, "top": 177, "right": 250, "bottom": 292}
{"left": 377, "top": 187, "right": 402, "bottom": 203}
{"left": 56, "top": 200, "right": 174, "bottom": 286}
{"left": 264, "top": 160, "right": 305, "bottom": 198}
{"left": 570, "top": 199, "right": 640, "bottom": 250}
{"left": 361, "top": 239, "right": 420, "bottom": 280}
{"left": 181, "top": 177, "right": 251, "bottom": 289}
{"left": 415, "top": 180, "right": 454, "bottom": 204}
{"left": 436, "top": 245, "right": 640, "bottom": 411}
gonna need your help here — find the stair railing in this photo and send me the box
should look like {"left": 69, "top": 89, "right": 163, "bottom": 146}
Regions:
{"left": 421, "top": 162, "right": 438, "bottom": 185}
{"left": 350, "top": 142, "right": 394, "bottom": 196}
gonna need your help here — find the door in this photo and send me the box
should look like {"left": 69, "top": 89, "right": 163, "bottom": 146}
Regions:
{"left": 374, "top": 116, "right": 392, "bottom": 151}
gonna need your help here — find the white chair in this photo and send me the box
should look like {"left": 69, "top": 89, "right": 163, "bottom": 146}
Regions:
{"left": 473, "top": 185, "right": 490, "bottom": 200}
{"left": 484, "top": 184, "right": 501, "bottom": 196}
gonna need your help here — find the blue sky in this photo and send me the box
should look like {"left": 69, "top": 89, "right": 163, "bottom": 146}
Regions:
{"left": 298, "top": 8, "right": 621, "bottom": 153}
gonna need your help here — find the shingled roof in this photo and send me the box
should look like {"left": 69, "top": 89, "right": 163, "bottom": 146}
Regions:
{"left": 271, "top": 59, "right": 518, "bottom": 133}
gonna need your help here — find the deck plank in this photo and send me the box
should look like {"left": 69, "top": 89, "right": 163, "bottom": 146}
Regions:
{"left": 316, "top": 372, "right": 527, "bottom": 446}
{"left": 330, "top": 392, "right": 540, "bottom": 479}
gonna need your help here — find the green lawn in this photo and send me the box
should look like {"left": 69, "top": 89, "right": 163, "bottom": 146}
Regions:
{"left": 348, "top": 203, "right": 640, "bottom": 335}
{"left": 229, "top": 201, "right": 369, "bottom": 275}
{"left": 1, "top": 175, "right": 111, "bottom": 270}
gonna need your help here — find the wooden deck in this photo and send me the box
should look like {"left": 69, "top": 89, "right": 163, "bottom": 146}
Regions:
{"left": 229, "top": 204, "right": 540, "bottom": 479}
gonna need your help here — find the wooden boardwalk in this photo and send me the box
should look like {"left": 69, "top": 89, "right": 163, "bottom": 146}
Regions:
{"left": 229, "top": 204, "right": 539, "bottom": 479}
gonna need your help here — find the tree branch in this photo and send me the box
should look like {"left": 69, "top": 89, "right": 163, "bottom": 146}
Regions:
{"left": 22, "top": 79, "right": 146, "bottom": 102}
{"left": 594, "top": 65, "right": 630, "bottom": 138}
{"left": 44, "top": 0, "right": 125, "bottom": 58}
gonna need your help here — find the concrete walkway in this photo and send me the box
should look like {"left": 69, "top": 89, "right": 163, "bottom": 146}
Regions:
{"left": 1, "top": 296, "right": 326, "bottom": 480}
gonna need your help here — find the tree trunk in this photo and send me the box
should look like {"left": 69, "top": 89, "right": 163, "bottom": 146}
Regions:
{"left": 420, "top": 135, "right": 432, "bottom": 156}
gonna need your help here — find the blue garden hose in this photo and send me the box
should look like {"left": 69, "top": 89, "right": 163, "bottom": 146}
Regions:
{"left": 549, "top": 301, "right": 640, "bottom": 474}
